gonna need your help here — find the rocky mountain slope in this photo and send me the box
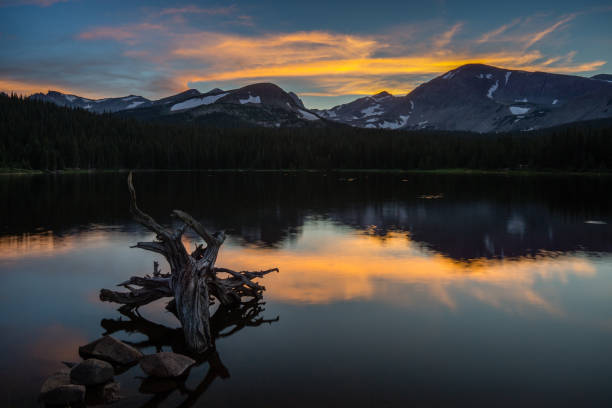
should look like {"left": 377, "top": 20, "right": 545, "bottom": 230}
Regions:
{"left": 30, "top": 83, "right": 326, "bottom": 128}
{"left": 30, "top": 91, "right": 151, "bottom": 113}
{"left": 317, "top": 64, "right": 612, "bottom": 132}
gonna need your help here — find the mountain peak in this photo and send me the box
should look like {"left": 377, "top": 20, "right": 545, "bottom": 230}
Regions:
{"left": 372, "top": 91, "right": 392, "bottom": 99}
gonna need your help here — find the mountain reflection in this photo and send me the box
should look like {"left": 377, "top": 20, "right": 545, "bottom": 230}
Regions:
{"left": 1, "top": 172, "right": 611, "bottom": 261}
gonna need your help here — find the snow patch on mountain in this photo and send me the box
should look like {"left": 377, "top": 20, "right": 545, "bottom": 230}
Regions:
{"left": 515, "top": 98, "right": 528, "bottom": 102}
{"left": 379, "top": 115, "right": 410, "bottom": 129}
{"left": 505, "top": 71, "right": 511, "bottom": 85}
{"left": 123, "top": 96, "right": 139, "bottom": 101}
{"left": 361, "top": 104, "right": 383, "bottom": 117}
{"left": 478, "top": 73, "right": 493, "bottom": 79}
{"left": 552, "top": 99, "right": 558, "bottom": 105}
{"left": 170, "top": 93, "right": 228, "bottom": 111}
{"left": 443, "top": 70, "right": 456, "bottom": 80}
{"left": 510, "top": 106, "right": 530, "bottom": 115}
{"left": 487, "top": 81, "right": 499, "bottom": 99}
{"left": 65, "top": 95, "right": 76, "bottom": 102}
{"left": 126, "top": 101, "right": 145, "bottom": 109}
{"left": 239, "top": 95, "right": 261, "bottom": 104}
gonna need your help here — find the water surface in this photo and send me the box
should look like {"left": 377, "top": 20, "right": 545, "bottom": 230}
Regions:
{"left": 1, "top": 172, "right": 611, "bottom": 407}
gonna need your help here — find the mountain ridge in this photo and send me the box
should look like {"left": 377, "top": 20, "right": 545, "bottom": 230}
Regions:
{"left": 24, "top": 64, "right": 612, "bottom": 132}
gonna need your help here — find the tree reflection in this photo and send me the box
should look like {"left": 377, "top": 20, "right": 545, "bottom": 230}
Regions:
{"left": 100, "top": 299, "right": 278, "bottom": 407}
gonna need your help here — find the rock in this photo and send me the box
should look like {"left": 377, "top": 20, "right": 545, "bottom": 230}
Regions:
{"left": 70, "top": 359, "right": 114, "bottom": 386}
{"left": 139, "top": 352, "right": 195, "bottom": 378}
{"left": 79, "top": 335, "right": 143, "bottom": 365}
{"left": 40, "top": 369, "right": 86, "bottom": 405}
{"left": 86, "top": 381, "right": 121, "bottom": 405}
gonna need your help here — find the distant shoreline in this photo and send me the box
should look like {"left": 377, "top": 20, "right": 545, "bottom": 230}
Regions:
{"left": 2, "top": 168, "right": 611, "bottom": 177}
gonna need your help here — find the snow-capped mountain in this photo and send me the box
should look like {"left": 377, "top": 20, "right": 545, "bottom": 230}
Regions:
{"left": 30, "top": 83, "right": 324, "bottom": 128}
{"left": 29, "top": 91, "right": 151, "bottom": 113}
{"left": 25, "top": 64, "right": 612, "bottom": 132}
{"left": 318, "top": 64, "right": 612, "bottom": 132}
{"left": 116, "top": 83, "right": 326, "bottom": 127}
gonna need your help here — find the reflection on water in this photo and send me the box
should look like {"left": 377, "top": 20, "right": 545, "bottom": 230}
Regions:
{"left": 221, "top": 223, "right": 600, "bottom": 314}
{"left": 1, "top": 172, "right": 612, "bottom": 406}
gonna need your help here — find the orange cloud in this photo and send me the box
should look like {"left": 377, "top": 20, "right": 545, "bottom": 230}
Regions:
{"left": 63, "top": 12, "right": 610, "bottom": 100}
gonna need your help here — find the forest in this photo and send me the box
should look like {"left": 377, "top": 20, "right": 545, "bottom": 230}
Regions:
{"left": 1, "top": 93, "right": 611, "bottom": 171}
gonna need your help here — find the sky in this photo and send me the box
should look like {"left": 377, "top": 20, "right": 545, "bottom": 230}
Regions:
{"left": 0, "top": 0, "right": 611, "bottom": 109}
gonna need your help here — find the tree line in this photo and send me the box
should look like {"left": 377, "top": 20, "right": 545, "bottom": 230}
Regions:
{"left": 1, "top": 93, "right": 611, "bottom": 171}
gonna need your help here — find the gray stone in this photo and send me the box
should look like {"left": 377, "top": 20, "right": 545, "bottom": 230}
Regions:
{"left": 40, "top": 369, "right": 86, "bottom": 405}
{"left": 139, "top": 352, "right": 195, "bottom": 378}
{"left": 79, "top": 335, "right": 143, "bottom": 365}
{"left": 70, "top": 358, "right": 114, "bottom": 386}
{"left": 86, "top": 381, "right": 121, "bottom": 405}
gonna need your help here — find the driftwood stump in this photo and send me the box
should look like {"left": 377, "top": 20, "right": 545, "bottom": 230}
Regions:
{"left": 100, "top": 172, "right": 277, "bottom": 353}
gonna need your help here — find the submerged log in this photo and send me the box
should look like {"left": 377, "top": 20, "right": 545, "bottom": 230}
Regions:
{"left": 100, "top": 172, "right": 277, "bottom": 353}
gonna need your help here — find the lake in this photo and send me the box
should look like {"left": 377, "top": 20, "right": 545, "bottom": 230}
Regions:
{"left": 1, "top": 171, "right": 611, "bottom": 407}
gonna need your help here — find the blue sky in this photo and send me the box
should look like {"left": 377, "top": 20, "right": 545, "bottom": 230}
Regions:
{"left": 1, "top": 0, "right": 611, "bottom": 108}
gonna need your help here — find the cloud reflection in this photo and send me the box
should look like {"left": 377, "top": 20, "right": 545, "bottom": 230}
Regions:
{"left": 221, "top": 222, "right": 596, "bottom": 315}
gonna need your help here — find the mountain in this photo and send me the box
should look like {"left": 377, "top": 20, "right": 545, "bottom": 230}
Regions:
{"left": 30, "top": 83, "right": 326, "bottom": 128}
{"left": 592, "top": 74, "right": 612, "bottom": 82}
{"left": 24, "top": 65, "right": 612, "bottom": 132}
{"left": 29, "top": 91, "right": 151, "bottom": 113}
{"left": 118, "top": 83, "right": 326, "bottom": 128}
{"left": 318, "top": 64, "right": 612, "bottom": 132}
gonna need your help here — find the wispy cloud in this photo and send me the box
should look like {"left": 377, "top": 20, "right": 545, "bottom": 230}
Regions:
{"left": 158, "top": 5, "right": 236, "bottom": 16}
{"left": 523, "top": 14, "right": 576, "bottom": 49}
{"left": 78, "top": 23, "right": 164, "bottom": 43}
{"left": 433, "top": 22, "right": 462, "bottom": 48}
{"left": 477, "top": 18, "right": 522, "bottom": 43}
{"left": 0, "top": 0, "right": 68, "bottom": 6}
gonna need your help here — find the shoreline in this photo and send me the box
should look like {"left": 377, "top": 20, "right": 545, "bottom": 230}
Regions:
{"left": 1, "top": 167, "right": 610, "bottom": 177}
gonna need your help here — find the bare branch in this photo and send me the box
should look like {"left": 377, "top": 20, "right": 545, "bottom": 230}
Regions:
{"left": 127, "top": 172, "right": 172, "bottom": 240}
{"left": 172, "top": 209, "right": 223, "bottom": 247}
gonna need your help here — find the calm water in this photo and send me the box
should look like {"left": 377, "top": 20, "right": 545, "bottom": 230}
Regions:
{"left": 1, "top": 172, "right": 612, "bottom": 407}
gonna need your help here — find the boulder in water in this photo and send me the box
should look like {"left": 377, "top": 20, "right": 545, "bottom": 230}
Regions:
{"left": 139, "top": 352, "right": 195, "bottom": 378}
{"left": 79, "top": 335, "right": 143, "bottom": 365}
{"left": 70, "top": 358, "right": 114, "bottom": 386}
{"left": 40, "top": 369, "right": 86, "bottom": 405}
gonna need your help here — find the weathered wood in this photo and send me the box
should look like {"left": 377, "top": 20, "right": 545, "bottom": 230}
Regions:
{"left": 100, "top": 172, "right": 277, "bottom": 353}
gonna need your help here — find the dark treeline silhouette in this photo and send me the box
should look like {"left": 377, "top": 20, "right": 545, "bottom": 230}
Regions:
{"left": 1, "top": 93, "right": 611, "bottom": 171}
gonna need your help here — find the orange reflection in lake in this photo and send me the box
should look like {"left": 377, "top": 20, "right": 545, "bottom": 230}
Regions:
{"left": 220, "top": 222, "right": 596, "bottom": 314}
{"left": 0, "top": 229, "right": 113, "bottom": 262}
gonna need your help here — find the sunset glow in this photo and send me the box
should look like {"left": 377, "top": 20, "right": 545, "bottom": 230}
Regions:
{"left": 1, "top": 1, "right": 610, "bottom": 107}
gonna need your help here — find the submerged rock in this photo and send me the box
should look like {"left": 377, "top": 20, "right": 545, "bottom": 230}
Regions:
{"left": 86, "top": 381, "right": 121, "bottom": 405}
{"left": 79, "top": 335, "right": 143, "bottom": 365}
{"left": 139, "top": 352, "right": 195, "bottom": 378}
{"left": 40, "top": 369, "right": 86, "bottom": 405}
{"left": 70, "top": 358, "right": 114, "bottom": 386}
